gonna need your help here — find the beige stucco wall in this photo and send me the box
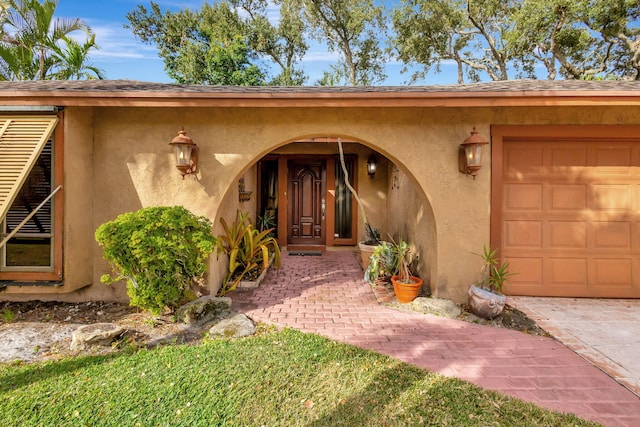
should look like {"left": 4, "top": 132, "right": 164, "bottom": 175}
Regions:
{"left": 386, "top": 164, "right": 437, "bottom": 294}
{"left": 5, "top": 103, "right": 640, "bottom": 303}
{"left": 209, "top": 165, "right": 258, "bottom": 296}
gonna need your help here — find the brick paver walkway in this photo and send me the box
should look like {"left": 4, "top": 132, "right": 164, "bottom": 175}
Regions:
{"left": 232, "top": 251, "right": 640, "bottom": 427}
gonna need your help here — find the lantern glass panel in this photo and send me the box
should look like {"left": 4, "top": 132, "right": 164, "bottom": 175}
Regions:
{"left": 367, "top": 161, "right": 377, "bottom": 176}
{"left": 465, "top": 144, "right": 483, "bottom": 167}
{"left": 175, "top": 145, "right": 193, "bottom": 166}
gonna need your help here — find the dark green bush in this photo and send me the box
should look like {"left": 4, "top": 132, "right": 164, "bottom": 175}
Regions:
{"left": 95, "top": 206, "right": 216, "bottom": 315}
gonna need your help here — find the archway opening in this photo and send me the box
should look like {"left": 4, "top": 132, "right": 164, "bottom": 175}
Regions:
{"left": 213, "top": 135, "right": 437, "bottom": 296}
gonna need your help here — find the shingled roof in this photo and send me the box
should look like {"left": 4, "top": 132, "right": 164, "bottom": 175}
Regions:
{"left": 0, "top": 79, "right": 638, "bottom": 108}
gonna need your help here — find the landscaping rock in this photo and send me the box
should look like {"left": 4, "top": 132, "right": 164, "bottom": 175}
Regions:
{"left": 209, "top": 314, "right": 255, "bottom": 338}
{"left": 176, "top": 296, "right": 232, "bottom": 325}
{"left": 70, "top": 323, "right": 124, "bottom": 351}
{"left": 411, "top": 297, "right": 462, "bottom": 318}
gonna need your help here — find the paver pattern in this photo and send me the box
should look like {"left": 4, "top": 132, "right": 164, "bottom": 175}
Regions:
{"left": 232, "top": 251, "right": 640, "bottom": 427}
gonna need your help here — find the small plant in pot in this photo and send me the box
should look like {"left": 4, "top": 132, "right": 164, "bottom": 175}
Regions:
{"left": 468, "top": 246, "right": 513, "bottom": 319}
{"left": 366, "top": 237, "right": 422, "bottom": 303}
{"left": 364, "top": 240, "right": 396, "bottom": 283}
{"left": 390, "top": 239, "right": 423, "bottom": 303}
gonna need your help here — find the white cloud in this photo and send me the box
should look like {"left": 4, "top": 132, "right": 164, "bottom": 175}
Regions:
{"left": 83, "top": 21, "right": 158, "bottom": 60}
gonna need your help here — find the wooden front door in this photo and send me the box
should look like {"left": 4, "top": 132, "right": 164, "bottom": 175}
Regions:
{"left": 287, "top": 159, "right": 326, "bottom": 247}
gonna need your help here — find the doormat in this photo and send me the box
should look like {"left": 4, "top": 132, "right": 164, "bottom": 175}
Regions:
{"left": 288, "top": 251, "right": 322, "bottom": 256}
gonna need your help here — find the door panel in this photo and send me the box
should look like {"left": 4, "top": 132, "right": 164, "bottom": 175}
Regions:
{"left": 498, "top": 138, "right": 640, "bottom": 297}
{"left": 288, "top": 159, "right": 326, "bottom": 246}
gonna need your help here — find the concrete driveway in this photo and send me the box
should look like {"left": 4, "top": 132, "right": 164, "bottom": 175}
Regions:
{"left": 508, "top": 297, "right": 640, "bottom": 397}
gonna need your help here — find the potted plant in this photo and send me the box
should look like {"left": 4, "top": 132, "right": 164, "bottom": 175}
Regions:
{"left": 364, "top": 240, "right": 396, "bottom": 283}
{"left": 389, "top": 238, "right": 423, "bottom": 303}
{"left": 468, "top": 245, "right": 513, "bottom": 319}
{"left": 366, "top": 237, "right": 422, "bottom": 303}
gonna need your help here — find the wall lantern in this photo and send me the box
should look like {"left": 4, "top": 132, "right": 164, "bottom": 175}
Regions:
{"left": 366, "top": 154, "right": 378, "bottom": 178}
{"left": 459, "top": 127, "right": 489, "bottom": 179}
{"left": 169, "top": 128, "right": 198, "bottom": 178}
{"left": 238, "top": 177, "right": 252, "bottom": 202}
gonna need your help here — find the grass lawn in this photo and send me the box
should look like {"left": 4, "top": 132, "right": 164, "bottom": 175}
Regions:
{"left": 0, "top": 327, "right": 598, "bottom": 426}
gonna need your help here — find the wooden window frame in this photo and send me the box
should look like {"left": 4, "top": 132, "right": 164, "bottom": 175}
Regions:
{"left": 0, "top": 111, "right": 64, "bottom": 282}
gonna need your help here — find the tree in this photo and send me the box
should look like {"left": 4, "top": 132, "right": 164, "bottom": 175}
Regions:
{"left": 50, "top": 34, "right": 104, "bottom": 80}
{"left": 127, "top": 1, "right": 264, "bottom": 85}
{"left": 126, "top": 0, "right": 308, "bottom": 86}
{"left": 392, "top": 0, "right": 524, "bottom": 84}
{"left": 232, "top": 0, "right": 308, "bottom": 85}
{"left": 0, "top": 0, "right": 102, "bottom": 80}
{"left": 393, "top": 0, "right": 639, "bottom": 83}
{"left": 509, "top": 0, "right": 640, "bottom": 80}
{"left": 303, "top": 0, "right": 387, "bottom": 85}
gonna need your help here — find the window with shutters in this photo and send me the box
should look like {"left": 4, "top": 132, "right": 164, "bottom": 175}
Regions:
{"left": 0, "top": 115, "right": 63, "bottom": 282}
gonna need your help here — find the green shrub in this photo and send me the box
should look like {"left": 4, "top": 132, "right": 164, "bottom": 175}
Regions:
{"left": 95, "top": 206, "right": 216, "bottom": 315}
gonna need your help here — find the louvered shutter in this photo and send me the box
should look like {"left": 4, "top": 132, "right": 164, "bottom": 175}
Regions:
{"left": 0, "top": 116, "right": 59, "bottom": 222}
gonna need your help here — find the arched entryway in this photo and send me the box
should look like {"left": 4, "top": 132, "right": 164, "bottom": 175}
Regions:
{"left": 214, "top": 135, "right": 438, "bottom": 293}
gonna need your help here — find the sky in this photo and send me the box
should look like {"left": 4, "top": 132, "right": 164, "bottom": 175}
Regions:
{"left": 54, "top": 0, "right": 458, "bottom": 86}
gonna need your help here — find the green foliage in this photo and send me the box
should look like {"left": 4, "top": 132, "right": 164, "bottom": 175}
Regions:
{"left": 216, "top": 210, "right": 281, "bottom": 296}
{"left": 232, "top": 0, "right": 308, "bottom": 85}
{"left": 393, "top": 0, "right": 516, "bottom": 84}
{"left": 393, "top": 0, "right": 639, "bottom": 82}
{"left": 49, "top": 34, "right": 105, "bottom": 80}
{"left": 126, "top": 1, "right": 263, "bottom": 85}
{"left": 95, "top": 206, "right": 216, "bottom": 315}
{"left": 204, "top": 35, "right": 265, "bottom": 86}
{"left": 389, "top": 237, "right": 418, "bottom": 283}
{"left": 304, "top": 0, "right": 387, "bottom": 85}
{"left": 476, "top": 245, "right": 514, "bottom": 294}
{"left": 126, "top": 0, "right": 307, "bottom": 86}
{"left": 1, "top": 308, "right": 15, "bottom": 322}
{"left": 507, "top": 0, "right": 640, "bottom": 80}
{"left": 256, "top": 209, "right": 276, "bottom": 237}
{"left": 364, "top": 241, "right": 396, "bottom": 283}
{"left": 0, "top": 329, "right": 597, "bottom": 426}
{"left": 365, "top": 237, "right": 418, "bottom": 284}
{"left": 0, "top": 0, "right": 103, "bottom": 80}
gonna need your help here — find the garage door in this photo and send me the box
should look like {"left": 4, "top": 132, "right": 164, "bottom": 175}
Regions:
{"left": 493, "top": 126, "right": 640, "bottom": 298}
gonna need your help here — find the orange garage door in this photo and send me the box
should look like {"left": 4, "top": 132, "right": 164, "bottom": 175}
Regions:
{"left": 494, "top": 127, "right": 640, "bottom": 298}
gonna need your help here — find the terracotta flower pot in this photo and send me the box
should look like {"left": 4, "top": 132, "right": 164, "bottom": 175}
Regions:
{"left": 391, "top": 275, "right": 423, "bottom": 303}
{"left": 358, "top": 241, "right": 377, "bottom": 270}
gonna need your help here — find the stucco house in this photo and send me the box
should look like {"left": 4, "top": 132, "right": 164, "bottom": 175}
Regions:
{"left": 1, "top": 79, "right": 639, "bottom": 304}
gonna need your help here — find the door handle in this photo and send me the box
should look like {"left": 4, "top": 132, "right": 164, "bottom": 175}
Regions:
{"left": 321, "top": 198, "right": 326, "bottom": 219}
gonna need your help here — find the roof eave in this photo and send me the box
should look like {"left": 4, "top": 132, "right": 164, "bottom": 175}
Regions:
{"left": 0, "top": 89, "right": 638, "bottom": 108}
